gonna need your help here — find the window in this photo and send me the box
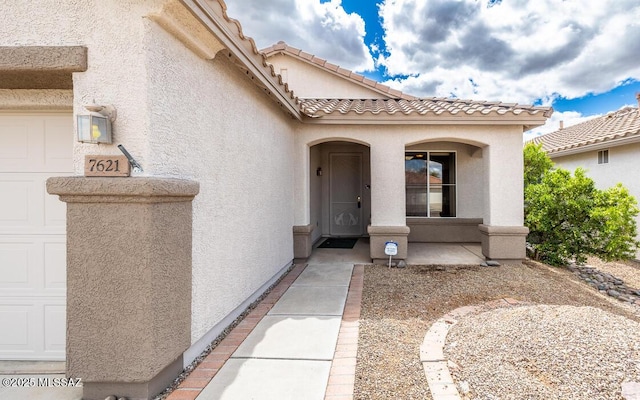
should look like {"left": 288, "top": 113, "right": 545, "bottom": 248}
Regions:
{"left": 597, "top": 149, "right": 609, "bottom": 164}
{"left": 405, "top": 151, "right": 456, "bottom": 217}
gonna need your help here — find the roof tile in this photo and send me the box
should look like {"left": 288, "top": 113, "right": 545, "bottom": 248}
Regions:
{"left": 300, "top": 98, "right": 552, "bottom": 119}
{"left": 260, "top": 41, "right": 414, "bottom": 100}
{"left": 531, "top": 107, "right": 640, "bottom": 153}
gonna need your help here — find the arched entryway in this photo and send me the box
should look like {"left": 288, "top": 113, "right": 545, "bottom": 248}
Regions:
{"left": 308, "top": 140, "right": 371, "bottom": 245}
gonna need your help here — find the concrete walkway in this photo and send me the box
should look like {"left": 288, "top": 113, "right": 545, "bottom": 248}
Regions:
{"left": 168, "top": 240, "right": 367, "bottom": 400}
{"left": 196, "top": 263, "right": 354, "bottom": 400}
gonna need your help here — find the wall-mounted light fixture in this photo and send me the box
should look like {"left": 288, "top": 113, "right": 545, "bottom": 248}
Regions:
{"left": 77, "top": 104, "right": 116, "bottom": 144}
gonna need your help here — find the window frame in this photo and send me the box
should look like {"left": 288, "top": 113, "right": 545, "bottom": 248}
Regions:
{"left": 597, "top": 149, "right": 609, "bottom": 165}
{"left": 405, "top": 150, "right": 458, "bottom": 218}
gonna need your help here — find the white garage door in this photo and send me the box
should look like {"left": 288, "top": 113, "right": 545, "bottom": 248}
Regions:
{"left": 0, "top": 112, "right": 72, "bottom": 360}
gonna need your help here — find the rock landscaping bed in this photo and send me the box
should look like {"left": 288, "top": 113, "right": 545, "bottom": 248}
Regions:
{"left": 355, "top": 260, "right": 640, "bottom": 399}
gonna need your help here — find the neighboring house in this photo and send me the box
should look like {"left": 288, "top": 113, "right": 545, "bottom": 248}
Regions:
{"left": 0, "top": 1, "right": 551, "bottom": 399}
{"left": 531, "top": 96, "right": 640, "bottom": 260}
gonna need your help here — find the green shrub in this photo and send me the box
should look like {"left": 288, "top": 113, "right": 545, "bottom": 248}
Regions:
{"left": 523, "top": 143, "right": 639, "bottom": 266}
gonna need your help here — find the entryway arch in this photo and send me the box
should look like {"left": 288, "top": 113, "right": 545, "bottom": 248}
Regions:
{"left": 308, "top": 140, "right": 371, "bottom": 246}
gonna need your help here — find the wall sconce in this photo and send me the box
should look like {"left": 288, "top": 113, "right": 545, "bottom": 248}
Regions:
{"left": 316, "top": 167, "right": 322, "bottom": 176}
{"left": 77, "top": 104, "right": 116, "bottom": 144}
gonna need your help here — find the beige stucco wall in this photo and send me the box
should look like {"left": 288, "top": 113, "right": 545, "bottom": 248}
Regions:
{"left": 295, "top": 124, "right": 525, "bottom": 229}
{"left": 142, "top": 23, "right": 297, "bottom": 343}
{"left": 552, "top": 142, "right": 640, "bottom": 259}
{"left": 3, "top": 0, "right": 297, "bottom": 355}
{"left": 267, "top": 54, "right": 386, "bottom": 99}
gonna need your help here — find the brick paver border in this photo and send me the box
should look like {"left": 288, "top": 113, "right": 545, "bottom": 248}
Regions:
{"left": 324, "top": 264, "right": 364, "bottom": 400}
{"left": 165, "top": 263, "right": 308, "bottom": 400}
{"left": 420, "top": 298, "right": 525, "bottom": 400}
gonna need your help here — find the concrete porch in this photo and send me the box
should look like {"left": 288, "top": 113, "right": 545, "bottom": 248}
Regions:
{"left": 309, "top": 238, "right": 485, "bottom": 265}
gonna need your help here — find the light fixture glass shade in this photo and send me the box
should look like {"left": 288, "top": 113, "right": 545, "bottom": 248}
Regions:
{"left": 77, "top": 112, "right": 112, "bottom": 144}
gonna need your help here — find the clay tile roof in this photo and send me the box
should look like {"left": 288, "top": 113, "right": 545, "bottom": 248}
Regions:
{"left": 299, "top": 98, "right": 553, "bottom": 118}
{"left": 531, "top": 107, "right": 640, "bottom": 154}
{"left": 260, "top": 41, "right": 417, "bottom": 101}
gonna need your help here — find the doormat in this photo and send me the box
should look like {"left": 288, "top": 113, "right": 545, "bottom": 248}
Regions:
{"left": 318, "top": 238, "right": 358, "bottom": 249}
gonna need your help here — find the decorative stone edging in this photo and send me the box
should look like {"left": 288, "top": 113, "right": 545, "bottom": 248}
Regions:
{"left": 419, "top": 298, "right": 525, "bottom": 400}
{"left": 567, "top": 264, "right": 640, "bottom": 304}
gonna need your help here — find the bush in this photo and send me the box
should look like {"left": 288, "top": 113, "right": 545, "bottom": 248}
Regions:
{"left": 523, "top": 143, "right": 639, "bottom": 266}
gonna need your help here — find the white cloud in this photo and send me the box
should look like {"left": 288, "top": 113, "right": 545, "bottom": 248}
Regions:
{"left": 224, "top": 0, "right": 640, "bottom": 111}
{"left": 378, "top": 0, "right": 640, "bottom": 103}
{"left": 225, "top": 0, "right": 375, "bottom": 72}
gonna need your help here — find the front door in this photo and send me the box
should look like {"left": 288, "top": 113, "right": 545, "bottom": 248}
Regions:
{"left": 329, "top": 153, "right": 363, "bottom": 236}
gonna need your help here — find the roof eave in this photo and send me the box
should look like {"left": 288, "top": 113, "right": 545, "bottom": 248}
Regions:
{"left": 301, "top": 114, "right": 550, "bottom": 126}
{"left": 181, "top": 0, "right": 302, "bottom": 120}
{"left": 547, "top": 133, "right": 640, "bottom": 158}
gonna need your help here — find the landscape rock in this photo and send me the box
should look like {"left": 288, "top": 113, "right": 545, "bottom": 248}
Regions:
{"left": 568, "top": 264, "right": 640, "bottom": 305}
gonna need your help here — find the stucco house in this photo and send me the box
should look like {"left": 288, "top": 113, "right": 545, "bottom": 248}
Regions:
{"left": 0, "top": 1, "right": 551, "bottom": 399}
{"left": 531, "top": 96, "right": 640, "bottom": 259}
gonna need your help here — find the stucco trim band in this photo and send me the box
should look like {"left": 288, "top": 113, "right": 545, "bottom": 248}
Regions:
{"left": 0, "top": 89, "right": 73, "bottom": 110}
{"left": 407, "top": 218, "right": 483, "bottom": 243}
{"left": 47, "top": 177, "right": 199, "bottom": 400}
{"left": 48, "top": 176, "right": 200, "bottom": 203}
{"left": 0, "top": 46, "right": 88, "bottom": 89}
{"left": 478, "top": 224, "right": 529, "bottom": 263}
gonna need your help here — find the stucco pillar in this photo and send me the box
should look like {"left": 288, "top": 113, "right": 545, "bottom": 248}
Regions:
{"left": 47, "top": 177, "right": 199, "bottom": 400}
{"left": 481, "top": 135, "right": 528, "bottom": 262}
{"left": 293, "top": 223, "right": 314, "bottom": 261}
{"left": 368, "top": 139, "right": 409, "bottom": 262}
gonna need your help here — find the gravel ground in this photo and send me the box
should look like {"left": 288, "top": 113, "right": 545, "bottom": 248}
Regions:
{"left": 355, "top": 261, "right": 640, "bottom": 400}
{"left": 446, "top": 305, "right": 640, "bottom": 399}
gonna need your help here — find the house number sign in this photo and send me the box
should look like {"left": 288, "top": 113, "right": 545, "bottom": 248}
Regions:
{"left": 84, "top": 155, "right": 130, "bottom": 177}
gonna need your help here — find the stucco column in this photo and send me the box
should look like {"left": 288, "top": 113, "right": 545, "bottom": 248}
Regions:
{"left": 368, "top": 138, "right": 409, "bottom": 262}
{"left": 292, "top": 140, "right": 313, "bottom": 260}
{"left": 47, "top": 177, "right": 199, "bottom": 400}
{"left": 481, "top": 135, "right": 528, "bottom": 262}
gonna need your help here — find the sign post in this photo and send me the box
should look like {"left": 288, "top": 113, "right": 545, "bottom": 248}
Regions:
{"left": 384, "top": 241, "right": 398, "bottom": 268}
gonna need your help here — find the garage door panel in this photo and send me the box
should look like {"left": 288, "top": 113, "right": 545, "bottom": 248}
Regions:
{"left": 0, "top": 300, "right": 65, "bottom": 360}
{"left": 44, "top": 304, "right": 66, "bottom": 353}
{"left": 44, "top": 242, "right": 66, "bottom": 289}
{"left": 0, "top": 180, "right": 33, "bottom": 225}
{"left": 0, "top": 112, "right": 70, "bottom": 361}
{"left": 0, "top": 242, "right": 31, "bottom": 287}
{"left": 43, "top": 117, "right": 74, "bottom": 171}
{"left": 0, "top": 237, "right": 66, "bottom": 292}
{"left": 0, "top": 121, "right": 29, "bottom": 166}
{"left": 0, "top": 174, "right": 67, "bottom": 232}
{"left": 0, "top": 304, "right": 33, "bottom": 351}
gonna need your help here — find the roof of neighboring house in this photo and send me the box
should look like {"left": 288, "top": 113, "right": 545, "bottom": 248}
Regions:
{"left": 261, "top": 41, "right": 416, "bottom": 101}
{"left": 531, "top": 106, "right": 640, "bottom": 156}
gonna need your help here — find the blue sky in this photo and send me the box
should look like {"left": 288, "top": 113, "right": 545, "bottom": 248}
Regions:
{"left": 227, "top": 0, "right": 640, "bottom": 139}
